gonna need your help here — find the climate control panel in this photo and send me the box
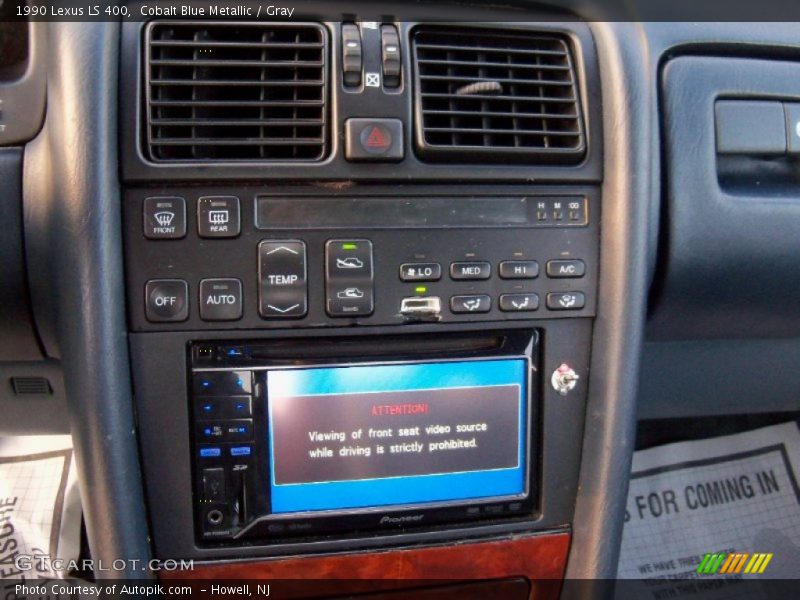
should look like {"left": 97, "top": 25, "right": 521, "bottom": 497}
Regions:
{"left": 124, "top": 189, "right": 599, "bottom": 331}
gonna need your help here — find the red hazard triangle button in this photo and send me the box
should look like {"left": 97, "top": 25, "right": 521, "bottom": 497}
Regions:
{"left": 364, "top": 126, "right": 390, "bottom": 149}
{"left": 346, "top": 118, "right": 403, "bottom": 161}
{"left": 360, "top": 124, "right": 392, "bottom": 153}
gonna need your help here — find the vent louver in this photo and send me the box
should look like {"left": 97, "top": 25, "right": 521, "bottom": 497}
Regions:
{"left": 10, "top": 377, "right": 52, "bottom": 395}
{"left": 145, "top": 22, "right": 328, "bottom": 162}
{"left": 412, "top": 28, "right": 585, "bottom": 163}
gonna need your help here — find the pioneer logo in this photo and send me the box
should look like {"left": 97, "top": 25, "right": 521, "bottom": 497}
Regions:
{"left": 379, "top": 514, "right": 425, "bottom": 526}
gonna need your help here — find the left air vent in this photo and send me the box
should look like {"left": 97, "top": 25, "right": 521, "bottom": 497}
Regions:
{"left": 145, "top": 21, "right": 328, "bottom": 162}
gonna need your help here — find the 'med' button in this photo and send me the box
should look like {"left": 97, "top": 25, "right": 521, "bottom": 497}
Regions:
{"left": 450, "top": 261, "right": 491, "bottom": 280}
{"left": 145, "top": 279, "right": 188, "bottom": 322}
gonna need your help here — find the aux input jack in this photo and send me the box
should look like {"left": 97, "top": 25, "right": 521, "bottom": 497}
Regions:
{"left": 207, "top": 509, "right": 224, "bottom": 526}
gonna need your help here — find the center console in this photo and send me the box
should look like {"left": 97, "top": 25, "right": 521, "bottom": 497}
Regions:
{"left": 121, "top": 17, "right": 601, "bottom": 564}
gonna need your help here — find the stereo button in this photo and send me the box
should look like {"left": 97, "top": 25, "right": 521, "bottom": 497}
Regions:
{"left": 225, "top": 420, "right": 254, "bottom": 443}
{"left": 259, "top": 240, "right": 307, "bottom": 318}
{"left": 450, "top": 262, "right": 491, "bottom": 280}
{"left": 202, "top": 468, "right": 226, "bottom": 502}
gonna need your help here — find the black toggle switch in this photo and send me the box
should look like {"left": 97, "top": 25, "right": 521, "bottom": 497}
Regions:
{"left": 380, "top": 24, "right": 401, "bottom": 88}
{"left": 341, "top": 23, "right": 362, "bottom": 87}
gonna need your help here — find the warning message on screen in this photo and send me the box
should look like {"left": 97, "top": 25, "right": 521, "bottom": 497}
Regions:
{"left": 269, "top": 385, "right": 522, "bottom": 485}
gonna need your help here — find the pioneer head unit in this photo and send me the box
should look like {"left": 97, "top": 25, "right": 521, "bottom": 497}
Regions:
{"left": 190, "top": 330, "right": 538, "bottom": 545}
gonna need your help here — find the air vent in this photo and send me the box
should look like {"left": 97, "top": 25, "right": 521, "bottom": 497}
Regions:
{"left": 145, "top": 21, "right": 328, "bottom": 162}
{"left": 412, "top": 27, "right": 585, "bottom": 163}
{"left": 10, "top": 377, "right": 52, "bottom": 395}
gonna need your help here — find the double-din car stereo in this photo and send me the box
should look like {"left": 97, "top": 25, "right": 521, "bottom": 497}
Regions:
{"left": 189, "top": 330, "right": 539, "bottom": 545}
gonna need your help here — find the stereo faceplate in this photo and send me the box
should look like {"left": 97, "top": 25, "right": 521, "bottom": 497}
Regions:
{"left": 189, "top": 331, "right": 538, "bottom": 546}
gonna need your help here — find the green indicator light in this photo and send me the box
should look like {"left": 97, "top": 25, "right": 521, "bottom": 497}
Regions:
{"left": 415, "top": 286, "right": 427, "bottom": 294}
{"left": 342, "top": 243, "right": 358, "bottom": 250}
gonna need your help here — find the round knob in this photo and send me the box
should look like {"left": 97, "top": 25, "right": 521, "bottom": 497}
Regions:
{"left": 551, "top": 363, "right": 579, "bottom": 396}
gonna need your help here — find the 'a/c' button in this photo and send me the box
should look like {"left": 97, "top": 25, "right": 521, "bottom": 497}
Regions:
{"left": 145, "top": 279, "right": 188, "bottom": 322}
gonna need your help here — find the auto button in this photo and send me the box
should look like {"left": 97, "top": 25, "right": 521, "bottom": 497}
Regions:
{"left": 258, "top": 240, "right": 307, "bottom": 318}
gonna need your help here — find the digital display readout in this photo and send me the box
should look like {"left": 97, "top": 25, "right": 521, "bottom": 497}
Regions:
{"left": 267, "top": 359, "right": 528, "bottom": 514}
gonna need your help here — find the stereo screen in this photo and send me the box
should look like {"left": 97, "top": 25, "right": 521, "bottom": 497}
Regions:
{"left": 267, "top": 359, "right": 528, "bottom": 514}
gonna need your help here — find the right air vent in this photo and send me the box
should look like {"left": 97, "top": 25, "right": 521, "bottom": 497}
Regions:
{"left": 412, "top": 27, "right": 585, "bottom": 163}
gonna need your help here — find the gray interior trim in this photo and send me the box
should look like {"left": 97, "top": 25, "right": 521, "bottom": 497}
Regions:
{"left": 565, "top": 22, "right": 652, "bottom": 583}
{"left": 22, "top": 22, "right": 152, "bottom": 578}
{"left": 638, "top": 339, "right": 800, "bottom": 420}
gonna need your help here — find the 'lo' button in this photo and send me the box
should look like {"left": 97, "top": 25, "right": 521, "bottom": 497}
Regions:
{"left": 145, "top": 279, "right": 188, "bottom": 322}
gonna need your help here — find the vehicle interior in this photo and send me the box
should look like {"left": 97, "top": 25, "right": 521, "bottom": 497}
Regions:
{"left": 1, "top": 2, "right": 799, "bottom": 599}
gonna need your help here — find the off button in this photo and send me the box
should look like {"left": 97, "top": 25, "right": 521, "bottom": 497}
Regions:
{"left": 145, "top": 279, "right": 188, "bottom": 322}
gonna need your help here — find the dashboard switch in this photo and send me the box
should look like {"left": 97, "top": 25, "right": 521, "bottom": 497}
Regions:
{"left": 341, "top": 23, "right": 362, "bottom": 87}
{"left": 715, "top": 101, "right": 786, "bottom": 155}
{"left": 326, "top": 240, "right": 375, "bottom": 317}
{"left": 143, "top": 197, "right": 186, "bottom": 239}
{"left": 400, "top": 262, "right": 442, "bottom": 282}
{"left": 145, "top": 279, "right": 188, "bottom": 322}
{"left": 198, "top": 196, "right": 240, "bottom": 238}
{"left": 499, "top": 293, "right": 539, "bottom": 312}
{"left": 546, "top": 292, "right": 585, "bottom": 311}
{"left": 450, "top": 294, "right": 491, "bottom": 314}
{"left": 345, "top": 118, "right": 404, "bottom": 162}
{"left": 400, "top": 296, "right": 442, "bottom": 321}
{"left": 258, "top": 240, "right": 307, "bottom": 318}
{"left": 546, "top": 260, "right": 585, "bottom": 278}
{"left": 199, "top": 279, "right": 242, "bottom": 321}
{"left": 450, "top": 261, "right": 491, "bottom": 280}
{"left": 499, "top": 260, "right": 538, "bottom": 279}
{"left": 380, "top": 25, "right": 401, "bottom": 88}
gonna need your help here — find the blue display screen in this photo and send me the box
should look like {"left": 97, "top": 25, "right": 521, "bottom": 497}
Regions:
{"left": 267, "top": 358, "right": 528, "bottom": 514}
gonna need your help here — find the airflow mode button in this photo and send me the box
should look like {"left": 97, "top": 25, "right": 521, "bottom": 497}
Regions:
{"left": 258, "top": 241, "right": 307, "bottom": 318}
{"left": 326, "top": 239, "right": 374, "bottom": 317}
